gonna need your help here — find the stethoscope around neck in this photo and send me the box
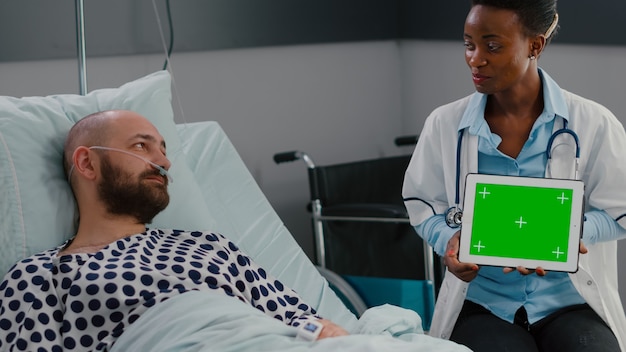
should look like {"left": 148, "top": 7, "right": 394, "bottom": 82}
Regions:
{"left": 445, "top": 119, "right": 580, "bottom": 228}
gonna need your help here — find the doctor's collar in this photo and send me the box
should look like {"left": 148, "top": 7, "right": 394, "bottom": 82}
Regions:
{"left": 539, "top": 68, "right": 570, "bottom": 124}
{"left": 457, "top": 93, "right": 486, "bottom": 134}
{"left": 458, "top": 67, "right": 570, "bottom": 134}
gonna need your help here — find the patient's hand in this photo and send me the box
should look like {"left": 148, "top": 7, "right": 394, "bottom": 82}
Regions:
{"left": 317, "top": 319, "right": 349, "bottom": 339}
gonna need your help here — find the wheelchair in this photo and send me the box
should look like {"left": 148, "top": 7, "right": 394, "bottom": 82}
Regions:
{"left": 274, "top": 135, "right": 443, "bottom": 330}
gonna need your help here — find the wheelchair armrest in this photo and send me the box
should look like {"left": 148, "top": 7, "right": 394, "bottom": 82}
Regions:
{"left": 321, "top": 203, "right": 408, "bottom": 219}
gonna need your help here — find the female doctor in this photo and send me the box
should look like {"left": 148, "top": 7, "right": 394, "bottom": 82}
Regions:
{"left": 402, "top": 0, "right": 626, "bottom": 351}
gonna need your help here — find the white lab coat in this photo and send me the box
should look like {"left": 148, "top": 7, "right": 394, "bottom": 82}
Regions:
{"left": 403, "top": 90, "right": 626, "bottom": 350}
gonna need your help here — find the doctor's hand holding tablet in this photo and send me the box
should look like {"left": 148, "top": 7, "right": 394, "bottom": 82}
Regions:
{"left": 444, "top": 228, "right": 589, "bottom": 281}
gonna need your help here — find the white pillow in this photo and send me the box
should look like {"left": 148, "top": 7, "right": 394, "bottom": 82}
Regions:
{"left": 0, "top": 71, "right": 216, "bottom": 276}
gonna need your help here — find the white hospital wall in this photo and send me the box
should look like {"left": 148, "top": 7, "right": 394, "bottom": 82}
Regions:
{"left": 0, "top": 38, "right": 625, "bottom": 311}
{"left": 399, "top": 40, "right": 626, "bottom": 132}
{"left": 400, "top": 39, "right": 626, "bottom": 313}
{"left": 0, "top": 39, "right": 406, "bottom": 268}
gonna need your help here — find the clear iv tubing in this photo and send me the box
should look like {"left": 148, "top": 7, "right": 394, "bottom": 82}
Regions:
{"left": 68, "top": 146, "right": 173, "bottom": 184}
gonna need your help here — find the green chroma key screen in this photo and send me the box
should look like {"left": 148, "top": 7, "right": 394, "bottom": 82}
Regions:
{"left": 469, "top": 183, "right": 573, "bottom": 262}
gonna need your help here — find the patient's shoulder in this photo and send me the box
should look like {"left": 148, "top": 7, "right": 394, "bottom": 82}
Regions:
{"left": 161, "top": 228, "right": 235, "bottom": 244}
{"left": 158, "top": 229, "right": 244, "bottom": 255}
{"left": 1, "top": 250, "right": 57, "bottom": 290}
{"left": 8, "top": 250, "right": 57, "bottom": 271}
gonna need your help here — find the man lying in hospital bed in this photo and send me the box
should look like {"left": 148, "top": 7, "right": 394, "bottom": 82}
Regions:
{"left": 0, "top": 72, "right": 470, "bottom": 352}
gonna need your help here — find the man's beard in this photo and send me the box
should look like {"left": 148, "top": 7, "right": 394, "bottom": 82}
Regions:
{"left": 97, "top": 155, "right": 170, "bottom": 224}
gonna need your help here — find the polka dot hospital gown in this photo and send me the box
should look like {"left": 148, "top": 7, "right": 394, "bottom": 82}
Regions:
{"left": 0, "top": 229, "right": 319, "bottom": 351}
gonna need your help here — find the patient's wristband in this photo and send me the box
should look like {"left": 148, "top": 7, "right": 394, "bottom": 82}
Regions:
{"left": 295, "top": 319, "right": 323, "bottom": 341}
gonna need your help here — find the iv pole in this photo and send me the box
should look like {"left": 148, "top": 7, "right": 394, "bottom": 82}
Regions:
{"left": 75, "top": 0, "right": 87, "bottom": 95}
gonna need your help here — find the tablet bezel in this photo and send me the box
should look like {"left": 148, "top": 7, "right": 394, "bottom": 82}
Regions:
{"left": 458, "top": 174, "right": 584, "bottom": 273}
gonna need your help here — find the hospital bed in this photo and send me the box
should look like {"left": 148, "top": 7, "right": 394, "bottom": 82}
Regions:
{"left": 0, "top": 70, "right": 470, "bottom": 351}
{"left": 273, "top": 149, "right": 442, "bottom": 329}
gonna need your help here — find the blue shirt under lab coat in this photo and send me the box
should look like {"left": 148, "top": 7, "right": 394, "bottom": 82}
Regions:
{"left": 416, "top": 69, "right": 625, "bottom": 324}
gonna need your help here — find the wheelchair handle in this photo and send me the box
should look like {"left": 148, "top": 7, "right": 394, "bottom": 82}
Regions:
{"left": 394, "top": 135, "right": 419, "bottom": 146}
{"left": 273, "top": 151, "right": 300, "bottom": 164}
{"left": 273, "top": 151, "right": 316, "bottom": 169}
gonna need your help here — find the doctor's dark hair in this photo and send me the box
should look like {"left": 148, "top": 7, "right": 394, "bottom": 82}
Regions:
{"left": 470, "top": 0, "right": 559, "bottom": 44}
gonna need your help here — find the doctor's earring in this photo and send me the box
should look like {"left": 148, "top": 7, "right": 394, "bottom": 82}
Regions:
{"left": 529, "top": 54, "right": 537, "bottom": 60}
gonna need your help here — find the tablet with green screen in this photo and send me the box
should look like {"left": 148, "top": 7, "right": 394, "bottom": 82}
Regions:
{"left": 458, "top": 174, "right": 584, "bottom": 272}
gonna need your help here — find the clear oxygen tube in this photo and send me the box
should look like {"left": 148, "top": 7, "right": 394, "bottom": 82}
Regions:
{"left": 68, "top": 146, "right": 173, "bottom": 184}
